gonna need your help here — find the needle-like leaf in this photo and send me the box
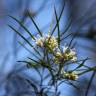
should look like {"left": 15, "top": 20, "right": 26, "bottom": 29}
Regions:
{"left": 54, "top": 6, "right": 60, "bottom": 46}
{"left": 18, "top": 41, "right": 40, "bottom": 60}
{"left": 73, "top": 57, "right": 90, "bottom": 71}
{"left": 27, "top": 11, "right": 42, "bottom": 37}
{"left": 51, "top": 1, "right": 66, "bottom": 36}
{"left": 8, "top": 25, "right": 41, "bottom": 56}
{"left": 9, "top": 15, "right": 35, "bottom": 40}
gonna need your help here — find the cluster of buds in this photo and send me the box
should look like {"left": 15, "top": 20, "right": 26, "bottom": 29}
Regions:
{"left": 61, "top": 70, "right": 78, "bottom": 80}
{"left": 64, "top": 71, "right": 78, "bottom": 80}
{"left": 54, "top": 46, "right": 77, "bottom": 64}
{"left": 35, "top": 33, "right": 58, "bottom": 52}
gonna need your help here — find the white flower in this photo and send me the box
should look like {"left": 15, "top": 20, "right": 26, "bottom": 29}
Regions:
{"left": 63, "top": 46, "right": 68, "bottom": 53}
{"left": 71, "top": 56, "right": 77, "bottom": 61}
{"left": 35, "top": 37, "right": 44, "bottom": 47}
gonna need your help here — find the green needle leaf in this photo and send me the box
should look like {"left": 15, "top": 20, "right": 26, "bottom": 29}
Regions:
{"left": 27, "top": 11, "right": 42, "bottom": 37}
{"left": 51, "top": 1, "right": 66, "bottom": 36}
{"left": 8, "top": 25, "right": 41, "bottom": 56}
{"left": 18, "top": 41, "right": 40, "bottom": 60}
{"left": 54, "top": 6, "right": 60, "bottom": 46}
{"left": 79, "top": 66, "right": 96, "bottom": 75}
{"left": 9, "top": 15, "right": 35, "bottom": 40}
{"left": 73, "top": 58, "right": 90, "bottom": 71}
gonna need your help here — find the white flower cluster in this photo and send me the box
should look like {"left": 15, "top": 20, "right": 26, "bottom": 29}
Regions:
{"left": 35, "top": 34, "right": 77, "bottom": 62}
{"left": 35, "top": 33, "right": 78, "bottom": 80}
{"left": 35, "top": 33, "right": 58, "bottom": 52}
{"left": 61, "top": 70, "right": 78, "bottom": 80}
{"left": 54, "top": 46, "right": 77, "bottom": 64}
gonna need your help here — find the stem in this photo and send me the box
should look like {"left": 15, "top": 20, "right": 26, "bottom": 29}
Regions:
{"left": 54, "top": 81, "right": 59, "bottom": 96}
{"left": 85, "top": 71, "right": 96, "bottom": 96}
{"left": 78, "top": 66, "right": 96, "bottom": 75}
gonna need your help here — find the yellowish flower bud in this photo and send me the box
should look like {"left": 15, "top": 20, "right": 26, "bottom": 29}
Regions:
{"left": 63, "top": 71, "right": 78, "bottom": 80}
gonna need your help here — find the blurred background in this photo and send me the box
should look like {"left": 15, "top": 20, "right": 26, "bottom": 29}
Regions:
{"left": 0, "top": 0, "right": 96, "bottom": 96}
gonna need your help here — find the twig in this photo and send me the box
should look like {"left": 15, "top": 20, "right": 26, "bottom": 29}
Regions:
{"left": 85, "top": 70, "right": 96, "bottom": 96}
